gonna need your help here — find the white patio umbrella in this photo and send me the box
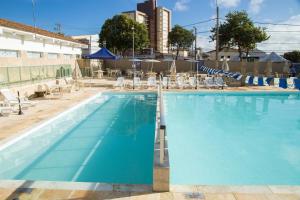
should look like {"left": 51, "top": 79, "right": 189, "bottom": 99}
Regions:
{"left": 170, "top": 60, "right": 177, "bottom": 75}
{"left": 221, "top": 58, "right": 230, "bottom": 71}
{"left": 143, "top": 59, "right": 160, "bottom": 72}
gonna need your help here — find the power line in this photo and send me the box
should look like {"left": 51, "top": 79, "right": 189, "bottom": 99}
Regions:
{"left": 182, "top": 18, "right": 216, "bottom": 27}
{"left": 260, "top": 42, "right": 300, "bottom": 44}
{"left": 254, "top": 21, "right": 300, "bottom": 27}
{"left": 266, "top": 30, "right": 300, "bottom": 33}
{"left": 219, "top": 17, "right": 300, "bottom": 27}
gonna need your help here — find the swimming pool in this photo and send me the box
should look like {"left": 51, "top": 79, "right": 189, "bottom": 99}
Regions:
{"left": 164, "top": 92, "right": 300, "bottom": 185}
{"left": 0, "top": 92, "right": 157, "bottom": 185}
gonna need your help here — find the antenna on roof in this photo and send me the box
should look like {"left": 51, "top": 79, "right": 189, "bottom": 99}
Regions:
{"left": 215, "top": 0, "right": 220, "bottom": 69}
{"left": 32, "top": 0, "right": 36, "bottom": 38}
{"left": 54, "top": 23, "right": 63, "bottom": 35}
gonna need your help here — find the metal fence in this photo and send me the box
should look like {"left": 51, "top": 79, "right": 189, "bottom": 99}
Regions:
{"left": 0, "top": 65, "right": 72, "bottom": 87}
{"left": 79, "top": 67, "right": 92, "bottom": 77}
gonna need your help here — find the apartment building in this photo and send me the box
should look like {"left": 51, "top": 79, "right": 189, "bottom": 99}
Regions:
{"left": 136, "top": 0, "right": 171, "bottom": 54}
{"left": 156, "top": 7, "right": 171, "bottom": 54}
{"left": 122, "top": 11, "right": 148, "bottom": 26}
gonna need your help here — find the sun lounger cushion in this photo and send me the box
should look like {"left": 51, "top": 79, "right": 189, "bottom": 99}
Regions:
{"left": 247, "top": 76, "right": 254, "bottom": 85}
{"left": 265, "top": 77, "right": 273, "bottom": 86}
{"left": 294, "top": 79, "right": 300, "bottom": 90}
{"left": 258, "top": 77, "right": 264, "bottom": 86}
{"left": 279, "top": 78, "right": 287, "bottom": 89}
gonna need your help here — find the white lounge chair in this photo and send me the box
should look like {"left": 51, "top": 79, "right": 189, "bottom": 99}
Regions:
{"left": 147, "top": 77, "right": 157, "bottom": 88}
{"left": 188, "top": 77, "right": 197, "bottom": 88}
{"left": 58, "top": 79, "right": 72, "bottom": 93}
{"left": 274, "top": 78, "right": 280, "bottom": 87}
{"left": 114, "top": 77, "right": 125, "bottom": 88}
{"left": 287, "top": 78, "right": 296, "bottom": 89}
{"left": 176, "top": 76, "right": 188, "bottom": 89}
{"left": 245, "top": 76, "right": 250, "bottom": 84}
{"left": 129, "top": 77, "right": 142, "bottom": 89}
{"left": 204, "top": 77, "right": 217, "bottom": 88}
{"left": 44, "top": 83, "right": 61, "bottom": 96}
{"left": 162, "top": 77, "right": 170, "bottom": 89}
{"left": 263, "top": 77, "right": 268, "bottom": 86}
{"left": 253, "top": 76, "right": 259, "bottom": 85}
{"left": 0, "top": 101, "right": 12, "bottom": 116}
{"left": 0, "top": 89, "right": 36, "bottom": 107}
{"left": 215, "top": 77, "right": 227, "bottom": 89}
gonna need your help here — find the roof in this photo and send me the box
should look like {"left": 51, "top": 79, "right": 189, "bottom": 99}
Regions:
{"left": 259, "top": 52, "right": 288, "bottom": 62}
{"left": 206, "top": 47, "right": 238, "bottom": 54}
{"left": 0, "top": 18, "right": 84, "bottom": 44}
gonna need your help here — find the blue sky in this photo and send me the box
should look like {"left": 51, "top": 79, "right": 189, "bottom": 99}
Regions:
{"left": 1, "top": 0, "right": 300, "bottom": 52}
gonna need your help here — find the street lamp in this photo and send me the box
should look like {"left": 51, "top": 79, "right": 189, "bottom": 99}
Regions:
{"left": 132, "top": 26, "right": 135, "bottom": 90}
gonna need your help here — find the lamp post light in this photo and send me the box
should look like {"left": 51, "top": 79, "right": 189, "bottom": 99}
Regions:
{"left": 132, "top": 26, "right": 135, "bottom": 90}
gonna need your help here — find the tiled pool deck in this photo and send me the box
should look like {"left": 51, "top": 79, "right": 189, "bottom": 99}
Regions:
{"left": 0, "top": 83, "right": 299, "bottom": 200}
{"left": 1, "top": 184, "right": 300, "bottom": 199}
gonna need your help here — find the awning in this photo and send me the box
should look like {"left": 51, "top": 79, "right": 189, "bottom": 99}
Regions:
{"left": 84, "top": 48, "right": 118, "bottom": 60}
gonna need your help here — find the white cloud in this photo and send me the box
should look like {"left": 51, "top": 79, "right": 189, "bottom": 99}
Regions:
{"left": 257, "top": 15, "right": 300, "bottom": 54}
{"left": 197, "top": 36, "right": 215, "bottom": 52}
{"left": 174, "top": 0, "right": 190, "bottom": 12}
{"left": 217, "top": 0, "right": 241, "bottom": 8}
{"left": 249, "top": 0, "right": 264, "bottom": 14}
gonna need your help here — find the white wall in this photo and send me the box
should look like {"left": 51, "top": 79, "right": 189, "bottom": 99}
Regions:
{"left": 0, "top": 26, "right": 84, "bottom": 56}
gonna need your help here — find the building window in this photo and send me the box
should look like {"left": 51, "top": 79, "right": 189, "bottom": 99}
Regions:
{"left": 27, "top": 51, "right": 42, "bottom": 58}
{"left": 48, "top": 53, "right": 58, "bottom": 59}
{"left": 64, "top": 54, "right": 72, "bottom": 59}
{"left": 0, "top": 49, "right": 19, "bottom": 58}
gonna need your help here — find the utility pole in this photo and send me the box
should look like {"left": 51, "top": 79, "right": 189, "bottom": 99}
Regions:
{"left": 89, "top": 35, "right": 92, "bottom": 54}
{"left": 216, "top": 0, "right": 220, "bottom": 69}
{"left": 32, "top": 0, "right": 36, "bottom": 28}
{"left": 193, "top": 27, "right": 197, "bottom": 60}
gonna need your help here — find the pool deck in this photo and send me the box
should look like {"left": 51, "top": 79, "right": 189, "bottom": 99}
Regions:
{"left": 0, "top": 82, "right": 300, "bottom": 199}
{"left": 1, "top": 184, "right": 300, "bottom": 199}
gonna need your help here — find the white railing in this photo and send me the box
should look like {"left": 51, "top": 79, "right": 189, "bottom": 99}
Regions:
{"left": 155, "top": 76, "right": 166, "bottom": 164}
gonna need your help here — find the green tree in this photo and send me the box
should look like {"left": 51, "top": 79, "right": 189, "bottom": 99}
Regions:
{"left": 99, "top": 15, "right": 149, "bottom": 55}
{"left": 211, "top": 11, "right": 269, "bottom": 61}
{"left": 284, "top": 51, "right": 300, "bottom": 63}
{"left": 168, "top": 25, "right": 195, "bottom": 60}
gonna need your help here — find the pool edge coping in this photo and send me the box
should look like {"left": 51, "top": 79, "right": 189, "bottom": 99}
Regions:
{"left": 0, "top": 92, "right": 104, "bottom": 150}
{"left": 0, "top": 180, "right": 152, "bottom": 192}
{"left": 170, "top": 184, "right": 300, "bottom": 194}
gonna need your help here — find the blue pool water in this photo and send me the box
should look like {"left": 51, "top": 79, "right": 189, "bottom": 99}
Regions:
{"left": 164, "top": 92, "right": 300, "bottom": 185}
{"left": 0, "top": 93, "right": 157, "bottom": 184}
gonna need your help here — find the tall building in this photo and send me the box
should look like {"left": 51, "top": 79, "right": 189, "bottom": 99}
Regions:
{"left": 156, "top": 7, "right": 171, "bottom": 54}
{"left": 122, "top": 11, "right": 148, "bottom": 26}
{"left": 137, "top": 0, "right": 157, "bottom": 51}
{"left": 136, "top": 0, "right": 171, "bottom": 54}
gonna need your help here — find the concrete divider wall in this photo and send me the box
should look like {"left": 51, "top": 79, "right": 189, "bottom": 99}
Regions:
{"left": 104, "top": 60, "right": 287, "bottom": 76}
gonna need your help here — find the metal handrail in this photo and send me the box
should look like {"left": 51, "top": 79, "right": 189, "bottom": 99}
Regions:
{"left": 157, "top": 75, "right": 166, "bottom": 164}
